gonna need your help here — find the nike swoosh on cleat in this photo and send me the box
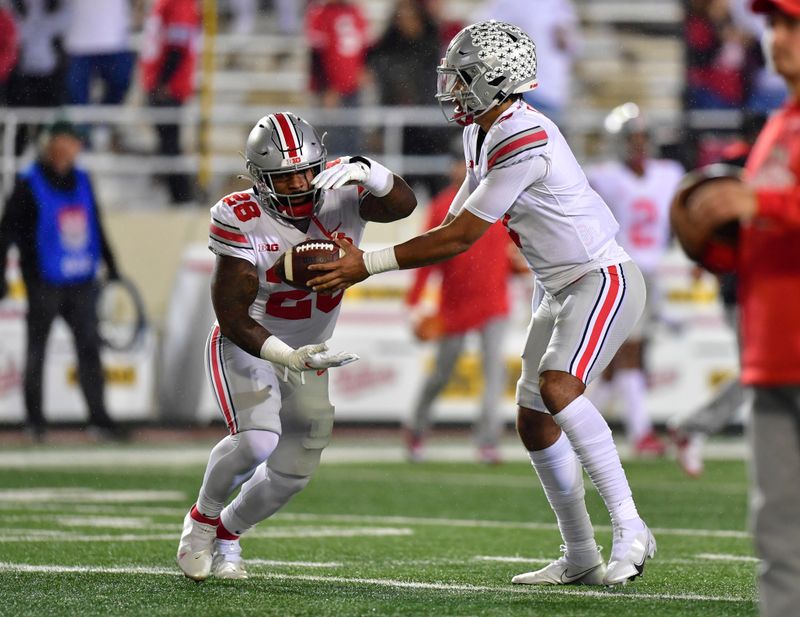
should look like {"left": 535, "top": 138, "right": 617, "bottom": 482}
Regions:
{"left": 560, "top": 564, "right": 599, "bottom": 583}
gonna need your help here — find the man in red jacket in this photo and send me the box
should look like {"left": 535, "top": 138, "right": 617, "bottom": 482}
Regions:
{"left": 671, "top": 2, "right": 800, "bottom": 614}
{"left": 140, "top": 0, "right": 200, "bottom": 204}
{"left": 405, "top": 157, "right": 522, "bottom": 464}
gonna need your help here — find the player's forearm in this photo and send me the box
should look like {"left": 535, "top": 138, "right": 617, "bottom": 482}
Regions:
{"left": 394, "top": 226, "right": 474, "bottom": 269}
{"left": 216, "top": 316, "right": 270, "bottom": 359}
{"left": 360, "top": 176, "right": 417, "bottom": 222}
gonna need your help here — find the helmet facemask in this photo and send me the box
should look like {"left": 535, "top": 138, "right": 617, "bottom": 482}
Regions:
{"left": 436, "top": 21, "right": 538, "bottom": 126}
{"left": 244, "top": 112, "right": 327, "bottom": 223}
{"left": 247, "top": 159, "right": 325, "bottom": 222}
{"left": 436, "top": 61, "right": 495, "bottom": 126}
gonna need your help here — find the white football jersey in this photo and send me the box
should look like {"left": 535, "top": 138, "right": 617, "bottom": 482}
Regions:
{"left": 208, "top": 187, "right": 366, "bottom": 349}
{"left": 586, "top": 159, "right": 684, "bottom": 275}
{"left": 454, "top": 100, "right": 628, "bottom": 294}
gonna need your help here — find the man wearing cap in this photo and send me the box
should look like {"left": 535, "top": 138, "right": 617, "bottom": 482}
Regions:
{"left": 0, "top": 121, "right": 124, "bottom": 441}
{"left": 670, "top": 1, "right": 800, "bottom": 614}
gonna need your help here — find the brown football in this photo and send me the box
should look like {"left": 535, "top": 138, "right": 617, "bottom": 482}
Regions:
{"left": 676, "top": 163, "right": 743, "bottom": 245}
{"left": 275, "top": 239, "right": 344, "bottom": 292}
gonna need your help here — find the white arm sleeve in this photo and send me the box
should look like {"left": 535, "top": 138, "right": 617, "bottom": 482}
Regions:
{"left": 446, "top": 176, "right": 473, "bottom": 218}
{"left": 463, "top": 156, "right": 550, "bottom": 223}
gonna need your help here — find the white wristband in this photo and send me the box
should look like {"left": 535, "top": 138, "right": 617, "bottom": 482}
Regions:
{"left": 363, "top": 247, "right": 399, "bottom": 275}
{"left": 363, "top": 158, "right": 394, "bottom": 197}
{"left": 259, "top": 335, "right": 294, "bottom": 365}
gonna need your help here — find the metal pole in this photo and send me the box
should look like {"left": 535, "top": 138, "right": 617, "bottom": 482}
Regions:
{"left": 1, "top": 113, "right": 18, "bottom": 200}
{"left": 198, "top": 0, "right": 218, "bottom": 190}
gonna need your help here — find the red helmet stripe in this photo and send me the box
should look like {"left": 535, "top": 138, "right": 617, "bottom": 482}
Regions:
{"left": 273, "top": 113, "right": 300, "bottom": 158}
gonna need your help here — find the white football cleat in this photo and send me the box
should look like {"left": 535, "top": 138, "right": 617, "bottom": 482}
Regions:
{"left": 603, "top": 520, "right": 656, "bottom": 585}
{"left": 512, "top": 546, "right": 606, "bottom": 585}
{"left": 176, "top": 510, "right": 218, "bottom": 581}
{"left": 212, "top": 539, "right": 248, "bottom": 580}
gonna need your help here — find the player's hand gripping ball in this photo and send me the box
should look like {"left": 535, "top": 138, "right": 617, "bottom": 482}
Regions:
{"left": 675, "top": 163, "right": 743, "bottom": 245}
{"left": 275, "top": 240, "right": 345, "bottom": 292}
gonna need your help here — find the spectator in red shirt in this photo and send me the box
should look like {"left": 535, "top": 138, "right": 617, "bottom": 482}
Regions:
{"left": 140, "top": 0, "right": 200, "bottom": 205}
{"left": 305, "top": 0, "right": 369, "bottom": 155}
{"left": 405, "top": 155, "right": 525, "bottom": 464}
{"left": 0, "top": 1, "right": 17, "bottom": 104}
{"left": 671, "top": 2, "right": 800, "bottom": 614}
{"left": 685, "top": 0, "right": 751, "bottom": 109}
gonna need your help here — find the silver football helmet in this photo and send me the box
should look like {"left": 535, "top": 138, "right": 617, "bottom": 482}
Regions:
{"left": 244, "top": 112, "right": 327, "bottom": 221}
{"left": 604, "top": 102, "right": 650, "bottom": 162}
{"left": 436, "top": 20, "right": 537, "bottom": 126}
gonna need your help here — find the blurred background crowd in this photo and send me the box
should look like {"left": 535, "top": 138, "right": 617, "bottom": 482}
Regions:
{"left": 0, "top": 0, "right": 780, "bottom": 470}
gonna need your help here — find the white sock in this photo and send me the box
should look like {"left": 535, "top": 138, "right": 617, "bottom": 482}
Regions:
{"left": 615, "top": 369, "right": 651, "bottom": 443}
{"left": 529, "top": 432, "right": 598, "bottom": 565}
{"left": 553, "top": 395, "right": 639, "bottom": 526}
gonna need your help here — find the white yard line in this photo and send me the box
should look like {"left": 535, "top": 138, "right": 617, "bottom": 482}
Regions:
{"left": 0, "top": 562, "right": 753, "bottom": 604}
{"left": 0, "top": 488, "right": 185, "bottom": 502}
{"left": 696, "top": 553, "right": 760, "bottom": 563}
{"left": 321, "top": 468, "right": 747, "bottom": 495}
{"left": 0, "top": 526, "right": 413, "bottom": 542}
{"left": 0, "top": 505, "right": 751, "bottom": 540}
{"left": 0, "top": 441, "right": 748, "bottom": 468}
{"left": 247, "top": 559, "right": 344, "bottom": 568}
{"left": 258, "top": 572, "right": 751, "bottom": 603}
{"left": 279, "top": 513, "right": 752, "bottom": 539}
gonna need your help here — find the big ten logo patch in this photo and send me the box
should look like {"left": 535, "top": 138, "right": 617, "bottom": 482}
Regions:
{"left": 258, "top": 243, "right": 280, "bottom": 252}
{"left": 67, "top": 366, "right": 137, "bottom": 386}
{"left": 425, "top": 354, "right": 521, "bottom": 399}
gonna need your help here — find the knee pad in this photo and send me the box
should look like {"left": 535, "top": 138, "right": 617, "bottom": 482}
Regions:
{"left": 267, "top": 468, "right": 310, "bottom": 500}
{"left": 236, "top": 430, "right": 280, "bottom": 468}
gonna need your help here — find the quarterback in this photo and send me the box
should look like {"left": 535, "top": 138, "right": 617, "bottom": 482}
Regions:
{"left": 176, "top": 112, "right": 416, "bottom": 580}
{"left": 310, "top": 21, "right": 655, "bottom": 586}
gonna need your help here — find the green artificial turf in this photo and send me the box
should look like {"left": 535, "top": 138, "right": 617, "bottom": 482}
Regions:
{"left": 0, "top": 445, "right": 756, "bottom": 616}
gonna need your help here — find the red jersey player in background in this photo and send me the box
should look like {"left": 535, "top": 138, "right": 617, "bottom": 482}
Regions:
{"left": 671, "top": 1, "right": 800, "bottom": 614}
{"left": 586, "top": 103, "right": 684, "bottom": 456}
{"left": 405, "top": 152, "right": 526, "bottom": 464}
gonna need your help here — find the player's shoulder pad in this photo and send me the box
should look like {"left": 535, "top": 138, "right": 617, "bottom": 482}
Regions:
{"left": 209, "top": 191, "right": 254, "bottom": 250}
{"left": 485, "top": 110, "right": 549, "bottom": 171}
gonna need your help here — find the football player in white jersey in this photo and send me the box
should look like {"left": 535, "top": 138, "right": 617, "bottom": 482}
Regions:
{"left": 585, "top": 104, "right": 684, "bottom": 456}
{"left": 176, "top": 112, "right": 417, "bottom": 581}
{"left": 310, "top": 20, "right": 656, "bottom": 586}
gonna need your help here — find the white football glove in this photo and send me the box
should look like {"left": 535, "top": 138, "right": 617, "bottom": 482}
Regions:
{"left": 260, "top": 337, "right": 326, "bottom": 371}
{"left": 311, "top": 156, "right": 394, "bottom": 197}
{"left": 259, "top": 337, "right": 358, "bottom": 371}
{"left": 305, "top": 350, "right": 360, "bottom": 370}
{"left": 312, "top": 159, "right": 369, "bottom": 190}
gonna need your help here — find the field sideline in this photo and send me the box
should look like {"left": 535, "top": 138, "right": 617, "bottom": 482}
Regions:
{"left": 0, "top": 435, "right": 757, "bottom": 617}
